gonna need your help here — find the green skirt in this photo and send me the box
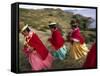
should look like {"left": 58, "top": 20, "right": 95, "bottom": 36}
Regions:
{"left": 53, "top": 45, "right": 68, "bottom": 60}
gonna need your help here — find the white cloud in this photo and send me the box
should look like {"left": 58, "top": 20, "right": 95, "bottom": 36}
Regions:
{"left": 19, "top": 4, "right": 93, "bottom": 10}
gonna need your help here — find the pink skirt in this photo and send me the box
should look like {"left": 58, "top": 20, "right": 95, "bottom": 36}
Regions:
{"left": 43, "top": 53, "right": 54, "bottom": 69}
{"left": 28, "top": 52, "right": 53, "bottom": 71}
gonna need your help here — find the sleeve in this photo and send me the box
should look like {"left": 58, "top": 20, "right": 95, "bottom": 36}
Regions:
{"left": 23, "top": 44, "right": 32, "bottom": 57}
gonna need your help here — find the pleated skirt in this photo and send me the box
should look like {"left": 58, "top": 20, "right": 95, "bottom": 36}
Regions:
{"left": 53, "top": 45, "right": 69, "bottom": 60}
{"left": 70, "top": 42, "right": 89, "bottom": 60}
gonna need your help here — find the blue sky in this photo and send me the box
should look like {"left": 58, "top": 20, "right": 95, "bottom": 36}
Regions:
{"left": 19, "top": 4, "right": 96, "bottom": 19}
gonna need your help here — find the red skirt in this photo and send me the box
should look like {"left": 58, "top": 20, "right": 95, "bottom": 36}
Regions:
{"left": 83, "top": 43, "right": 97, "bottom": 68}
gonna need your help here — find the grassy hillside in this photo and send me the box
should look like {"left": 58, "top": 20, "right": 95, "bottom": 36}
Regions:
{"left": 19, "top": 8, "right": 73, "bottom": 32}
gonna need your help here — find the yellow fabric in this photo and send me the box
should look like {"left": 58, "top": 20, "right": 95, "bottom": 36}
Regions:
{"left": 70, "top": 42, "right": 89, "bottom": 60}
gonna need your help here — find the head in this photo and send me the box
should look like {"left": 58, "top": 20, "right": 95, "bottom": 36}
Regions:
{"left": 48, "top": 22, "right": 57, "bottom": 31}
{"left": 21, "top": 26, "right": 30, "bottom": 37}
{"left": 70, "top": 20, "right": 78, "bottom": 29}
{"left": 71, "top": 24, "right": 78, "bottom": 30}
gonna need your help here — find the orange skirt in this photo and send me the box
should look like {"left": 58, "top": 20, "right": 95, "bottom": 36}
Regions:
{"left": 70, "top": 42, "right": 89, "bottom": 60}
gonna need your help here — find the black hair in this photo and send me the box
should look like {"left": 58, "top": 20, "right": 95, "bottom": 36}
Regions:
{"left": 70, "top": 20, "right": 78, "bottom": 28}
{"left": 23, "top": 27, "right": 30, "bottom": 33}
{"left": 71, "top": 24, "right": 78, "bottom": 28}
{"left": 48, "top": 23, "right": 57, "bottom": 29}
{"left": 70, "top": 20, "right": 75, "bottom": 25}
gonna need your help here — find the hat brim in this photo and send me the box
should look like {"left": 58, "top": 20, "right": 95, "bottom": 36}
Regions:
{"left": 21, "top": 25, "right": 28, "bottom": 32}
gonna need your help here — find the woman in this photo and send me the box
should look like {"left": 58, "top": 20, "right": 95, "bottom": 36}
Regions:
{"left": 21, "top": 25, "right": 53, "bottom": 71}
{"left": 48, "top": 22, "right": 68, "bottom": 60}
{"left": 67, "top": 20, "right": 89, "bottom": 60}
{"left": 83, "top": 42, "right": 97, "bottom": 68}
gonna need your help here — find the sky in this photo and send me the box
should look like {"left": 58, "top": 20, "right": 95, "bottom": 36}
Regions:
{"left": 19, "top": 4, "right": 92, "bottom": 10}
{"left": 19, "top": 4, "right": 96, "bottom": 19}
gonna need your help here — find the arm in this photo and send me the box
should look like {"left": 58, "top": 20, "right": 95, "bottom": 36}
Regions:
{"left": 47, "top": 38, "right": 55, "bottom": 51}
{"left": 23, "top": 41, "right": 36, "bottom": 54}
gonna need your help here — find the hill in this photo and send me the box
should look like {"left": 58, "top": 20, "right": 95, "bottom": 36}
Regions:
{"left": 19, "top": 8, "right": 74, "bottom": 32}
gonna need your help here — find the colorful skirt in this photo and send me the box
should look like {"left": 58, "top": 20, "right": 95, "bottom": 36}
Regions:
{"left": 53, "top": 45, "right": 68, "bottom": 60}
{"left": 70, "top": 42, "right": 89, "bottom": 60}
{"left": 28, "top": 52, "right": 53, "bottom": 71}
